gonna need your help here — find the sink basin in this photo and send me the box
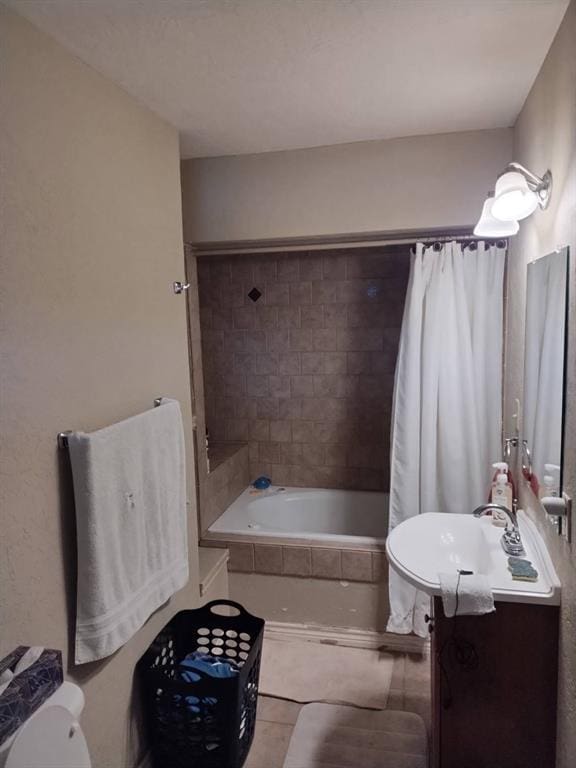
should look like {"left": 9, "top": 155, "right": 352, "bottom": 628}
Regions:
{"left": 386, "top": 510, "right": 560, "bottom": 605}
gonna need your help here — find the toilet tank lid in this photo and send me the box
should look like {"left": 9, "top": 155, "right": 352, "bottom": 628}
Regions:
{"left": 42, "top": 682, "right": 85, "bottom": 719}
{"left": 3, "top": 705, "right": 90, "bottom": 768}
{"left": 0, "top": 683, "right": 85, "bottom": 764}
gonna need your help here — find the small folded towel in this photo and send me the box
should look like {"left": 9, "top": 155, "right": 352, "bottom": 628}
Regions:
{"left": 439, "top": 572, "right": 495, "bottom": 618}
{"left": 68, "top": 398, "right": 189, "bottom": 664}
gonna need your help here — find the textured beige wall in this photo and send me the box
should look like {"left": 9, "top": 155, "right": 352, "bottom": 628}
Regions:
{"left": 503, "top": 3, "right": 576, "bottom": 766}
{"left": 181, "top": 127, "right": 512, "bottom": 243}
{"left": 0, "top": 7, "right": 200, "bottom": 767}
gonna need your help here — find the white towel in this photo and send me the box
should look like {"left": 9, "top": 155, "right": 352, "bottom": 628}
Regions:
{"left": 68, "top": 398, "right": 189, "bottom": 664}
{"left": 438, "top": 572, "right": 494, "bottom": 618}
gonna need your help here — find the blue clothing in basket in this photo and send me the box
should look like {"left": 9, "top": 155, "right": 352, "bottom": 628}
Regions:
{"left": 180, "top": 652, "right": 240, "bottom": 682}
{"left": 177, "top": 652, "right": 240, "bottom": 715}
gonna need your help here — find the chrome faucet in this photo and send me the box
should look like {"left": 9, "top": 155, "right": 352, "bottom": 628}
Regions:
{"left": 472, "top": 503, "right": 526, "bottom": 557}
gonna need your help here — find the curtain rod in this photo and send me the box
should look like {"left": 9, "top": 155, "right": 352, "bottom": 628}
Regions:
{"left": 187, "top": 227, "right": 505, "bottom": 257}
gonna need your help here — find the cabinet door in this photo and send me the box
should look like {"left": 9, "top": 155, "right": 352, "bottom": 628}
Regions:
{"left": 432, "top": 598, "right": 558, "bottom": 768}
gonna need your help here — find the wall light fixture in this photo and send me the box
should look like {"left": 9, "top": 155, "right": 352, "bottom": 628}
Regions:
{"left": 474, "top": 193, "right": 519, "bottom": 237}
{"left": 474, "top": 162, "right": 552, "bottom": 237}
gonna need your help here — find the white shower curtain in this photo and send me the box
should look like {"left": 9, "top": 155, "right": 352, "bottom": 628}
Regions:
{"left": 387, "top": 240, "right": 506, "bottom": 637}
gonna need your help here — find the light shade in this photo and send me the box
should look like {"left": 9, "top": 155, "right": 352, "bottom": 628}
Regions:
{"left": 491, "top": 171, "right": 539, "bottom": 221}
{"left": 474, "top": 196, "right": 520, "bottom": 237}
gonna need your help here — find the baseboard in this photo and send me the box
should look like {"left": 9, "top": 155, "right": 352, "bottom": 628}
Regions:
{"left": 264, "top": 620, "right": 429, "bottom": 655}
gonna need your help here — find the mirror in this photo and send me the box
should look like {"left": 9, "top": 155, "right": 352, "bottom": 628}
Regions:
{"left": 522, "top": 247, "right": 569, "bottom": 497}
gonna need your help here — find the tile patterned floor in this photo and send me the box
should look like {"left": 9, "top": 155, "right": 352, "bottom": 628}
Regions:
{"left": 246, "top": 650, "right": 431, "bottom": 768}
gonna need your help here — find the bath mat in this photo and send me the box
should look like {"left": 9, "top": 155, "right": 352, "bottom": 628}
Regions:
{"left": 259, "top": 638, "right": 393, "bottom": 709}
{"left": 283, "top": 703, "right": 428, "bottom": 768}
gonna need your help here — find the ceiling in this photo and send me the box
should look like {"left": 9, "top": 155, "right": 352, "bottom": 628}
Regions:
{"left": 7, "top": 0, "right": 569, "bottom": 158}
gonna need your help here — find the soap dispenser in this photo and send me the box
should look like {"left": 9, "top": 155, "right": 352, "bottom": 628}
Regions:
{"left": 491, "top": 462, "right": 512, "bottom": 526}
{"left": 539, "top": 463, "right": 560, "bottom": 498}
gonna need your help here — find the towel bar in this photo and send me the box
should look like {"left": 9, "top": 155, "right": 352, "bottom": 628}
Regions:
{"left": 58, "top": 397, "right": 164, "bottom": 449}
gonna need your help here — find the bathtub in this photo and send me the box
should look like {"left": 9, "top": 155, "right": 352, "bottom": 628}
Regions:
{"left": 207, "top": 485, "right": 389, "bottom": 548}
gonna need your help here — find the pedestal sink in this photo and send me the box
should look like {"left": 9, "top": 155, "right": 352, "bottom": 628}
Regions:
{"left": 386, "top": 510, "right": 560, "bottom": 605}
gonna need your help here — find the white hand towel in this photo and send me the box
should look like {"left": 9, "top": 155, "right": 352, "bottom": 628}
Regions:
{"left": 68, "top": 398, "right": 189, "bottom": 664}
{"left": 438, "top": 572, "right": 494, "bottom": 618}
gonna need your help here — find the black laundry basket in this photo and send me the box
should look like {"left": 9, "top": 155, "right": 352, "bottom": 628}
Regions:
{"left": 138, "top": 600, "right": 265, "bottom": 768}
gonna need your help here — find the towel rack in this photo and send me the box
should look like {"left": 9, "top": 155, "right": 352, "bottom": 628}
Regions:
{"left": 57, "top": 397, "right": 164, "bottom": 449}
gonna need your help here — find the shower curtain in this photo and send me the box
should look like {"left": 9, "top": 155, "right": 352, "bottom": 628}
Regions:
{"left": 387, "top": 240, "right": 506, "bottom": 637}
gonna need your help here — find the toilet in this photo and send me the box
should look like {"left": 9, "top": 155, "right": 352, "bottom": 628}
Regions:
{"left": 0, "top": 683, "right": 91, "bottom": 768}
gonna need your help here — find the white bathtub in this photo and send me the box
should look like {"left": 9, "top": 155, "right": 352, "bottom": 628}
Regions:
{"left": 207, "top": 485, "right": 389, "bottom": 547}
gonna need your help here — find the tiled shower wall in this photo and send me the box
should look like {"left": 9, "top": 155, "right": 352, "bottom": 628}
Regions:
{"left": 198, "top": 246, "right": 410, "bottom": 491}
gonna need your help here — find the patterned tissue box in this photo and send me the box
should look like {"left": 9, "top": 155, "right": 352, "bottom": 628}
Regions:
{"left": 0, "top": 646, "right": 63, "bottom": 745}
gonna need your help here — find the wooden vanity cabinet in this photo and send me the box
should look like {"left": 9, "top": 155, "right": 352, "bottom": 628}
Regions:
{"left": 431, "top": 597, "right": 559, "bottom": 768}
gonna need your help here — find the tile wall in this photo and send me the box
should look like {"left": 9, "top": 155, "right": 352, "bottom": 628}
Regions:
{"left": 202, "top": 539, "right": 387, "bottom": 583}
{"left": 203, "top": 442, "right": 250, "bottom": 529}
{"left": 198, "top": 246, "right": 409, "bottom": 491}
{"left": 185, "top": 249, "right": 250, "bottom": 534}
